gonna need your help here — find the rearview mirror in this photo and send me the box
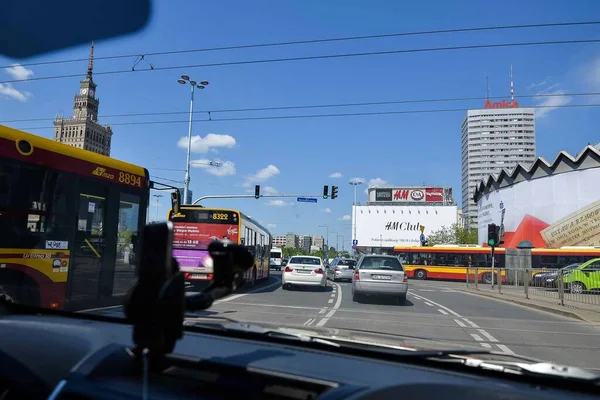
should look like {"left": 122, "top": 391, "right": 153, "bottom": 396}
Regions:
{"left": 171, "top": 190, "right": 181, "bottom": 214}
{"left": 0, "top": 0, "right": 152, "bottom": 58}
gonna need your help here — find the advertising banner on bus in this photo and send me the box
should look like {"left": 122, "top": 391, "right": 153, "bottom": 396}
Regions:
{"left": 477, "top": 167, "right": 600, "bottom": 248}
{"left": 172, "top": 222, "right": 240, "bottom": 274}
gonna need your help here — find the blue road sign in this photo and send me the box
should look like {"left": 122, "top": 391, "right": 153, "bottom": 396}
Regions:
{"left": 297, "top": 197, "right": 317, "bottom": 203}
{"left": 352, "top": 239, "right": 358, "bottom": 245}
{"left": 325, "top": 252, "right": 329, "bottom": 259}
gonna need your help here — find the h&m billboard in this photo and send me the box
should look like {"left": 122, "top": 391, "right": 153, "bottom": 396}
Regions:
{"left": 477, "top": 168, "right": 600, "bottom": 248}
{"left": 354, "top": 205, "right": 458, "bottom": 247}
{"left": 373, "top": 188, "right": 445, "bottom": 203}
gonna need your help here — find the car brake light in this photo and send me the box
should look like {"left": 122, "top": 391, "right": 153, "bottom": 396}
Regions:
{"left": 335, "top": 267, "right": 340, "bottom": 271}
{"left": 403, "top": 275, "right": 408, "bottom": 283}
{"left": 354, "top": 270, "right": 360, "bottom": 280}
{"left": 284, "top": 266, "right": 293, "bottom": 273}
{"left": 315, "top": 268, "right": 323, "bottom": 274}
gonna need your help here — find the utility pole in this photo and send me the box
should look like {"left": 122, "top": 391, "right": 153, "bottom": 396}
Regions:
{"left": 153, "top": 194, "right": 163, "bottom": 221}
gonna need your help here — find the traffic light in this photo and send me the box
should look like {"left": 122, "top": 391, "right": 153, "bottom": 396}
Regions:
{"left": 487, "top": 223, "right": 499, "bottom": 247}
{"left": 331, "top": 186, "right": 338, "bottom": 200}
{"left": 254, "top": 185, "right": 260, "bottom": 199}
{"left": 323, "top": 185, "right": 329, "bottom": 199}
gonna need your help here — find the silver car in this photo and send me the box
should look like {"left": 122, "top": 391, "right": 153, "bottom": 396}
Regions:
{"left": 352, "top": 255, "right": 408, "bottom": 305}
{"left": 326, "top": 258, "right": 356, "bottom": 281}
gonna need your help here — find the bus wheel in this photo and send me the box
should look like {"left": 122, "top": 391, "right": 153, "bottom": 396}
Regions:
{"left": 481, "top": 272, "right": 492, "bottom": 284}
{"left": 414, "top": 269, "right": 427, "bottom": 280}
{"left": 0, "top": 271, "right": 41, "bottom": 307}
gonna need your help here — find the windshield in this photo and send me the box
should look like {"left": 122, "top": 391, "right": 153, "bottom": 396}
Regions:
{"left": 1, "top": 1, "right": 600, "bottom": 376}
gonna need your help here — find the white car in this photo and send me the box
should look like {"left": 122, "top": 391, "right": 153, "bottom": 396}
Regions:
{"left": 282, "top": 256, "right": 327, "bottom": 290}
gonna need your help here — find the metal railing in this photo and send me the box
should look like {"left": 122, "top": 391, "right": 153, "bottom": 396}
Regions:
{"left": 466, "top": 267, "right": 600, "bottom": 308}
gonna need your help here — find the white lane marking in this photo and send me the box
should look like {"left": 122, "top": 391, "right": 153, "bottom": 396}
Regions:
{"left": 319, "top": 308, "right": 327, "bottom": 314}
{"left": 315, "top": 282, "right": 342, "bottom": 327}
{"left": 424, "top": 302, "right": 434, "bottom": 306}
{"left": 409, "top": 291, "right": 516, "bottom": 355}
{"left": 454, "top": 319, "right": 467, "bottom": 328}
{"left": 328, "top": 299, "right": 334, "bottom": 303}
{"left": 478, "top": 329, "right": 499, "bottom": 343}
{"left": 480, "top": 343, "right": 492, "bottom": 349}
{"left": 303, "top": 318, "right": 315, "bottom": 326}
{"left": 462, "top": 318, "right": 479, "bottom": 328}
{"left": 496, "top": 344, "right": 516, "bottom": 355}
{"left": 470, "top": 333, "right": 484, "bottom": 341}
{"left": 437, "top": 309, "right": 449, "bottom": 315}
{"left": 216, "top": 275, "right": 281, "bottom": 303}
{"left": 418, "top": 289, "right": 435, "bottom": 292}
{"left": 410, "top": 293, "right": 461, "bottom": 317}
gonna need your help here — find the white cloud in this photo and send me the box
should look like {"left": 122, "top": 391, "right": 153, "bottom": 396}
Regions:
{"left": 329, "top": 172, "right": 343, "bottom": 178}
{"left": 243, "top": 165, "right": 280, "bottom": 187}
{"left": 177, "top": 133, "right": 236, "bottom": 153}
{"left": 349, "top": 177, "right": 365, "bottom": 184}
{"left": 364, "top": 177, "right": 388, "bottom": 194}
{"left": 320, "top": 208, "right": 332, "bottom": 213}
{"left": 267, "top": 223, "right": 276, "bottom": 229}
{"left": 265, "top": 200, "right": 292, "bottom": 207}
{"left": 527, "top": 79, "right": 572, "bottom": 119}
{"left": 263, "top": 186, "right": 278, "bottom": 195}
{"left": 338, "top": 215, "right": 351, "bottom": 221}
{"left": 0, "top": 83, "right": 30, "bottom": 102}
{"left": 4, "top": 64, "right": 34, "bottom": 80}
{"left": 191, "top": 158, "right": 236, "bottom": 176}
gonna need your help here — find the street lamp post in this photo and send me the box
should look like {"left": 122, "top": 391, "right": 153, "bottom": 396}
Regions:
{"left": 177, "top": 75, "right": 209, "bottom": 205}
{"left": 318, "top": 225, "right": 329, "bottom": 253}
{"left": 339, "top": 235, "right": 345, "bottom": 252}
{"left": 153, "top": 194, "right": 163, "bottom": 221}
{"left": 349, "top": 180, "right": 364, "bottom": 256}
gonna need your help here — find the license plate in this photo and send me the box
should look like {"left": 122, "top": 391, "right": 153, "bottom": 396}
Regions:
{"left": 372, "top": 275, "right": 392, "bottom": 280}
{"left": 297, "top": 269, "right": 311, "bottom": 274}
{"left": 191, "top": 274, "right": 207, "bottom": 279}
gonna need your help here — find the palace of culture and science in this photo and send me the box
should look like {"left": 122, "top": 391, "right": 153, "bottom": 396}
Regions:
{"left": 53, "top": 42, "right": 113, "bottom": 156}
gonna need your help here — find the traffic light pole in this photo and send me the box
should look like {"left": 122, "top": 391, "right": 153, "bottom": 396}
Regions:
{"left": 191, "top": 193, "right": 327, "bottom": 205}
{"left": 490, "top": 245, "right": 495, "bottom": 289}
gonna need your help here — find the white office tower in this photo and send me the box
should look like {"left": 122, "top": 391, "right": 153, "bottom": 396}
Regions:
{"left": 461, "top": 68, "right": 536, "bottom": 227}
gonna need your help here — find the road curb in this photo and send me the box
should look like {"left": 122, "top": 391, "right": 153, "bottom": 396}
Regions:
{"left": 456, "top": 288, "right": 599, "bottom": 323}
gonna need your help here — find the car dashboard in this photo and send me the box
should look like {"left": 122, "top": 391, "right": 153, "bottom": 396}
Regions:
{"left": 0, "top": 313, "right": 597, "bottom": 400}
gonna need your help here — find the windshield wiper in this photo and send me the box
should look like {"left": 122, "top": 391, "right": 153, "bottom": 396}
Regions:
{"left": 183, "top": 320, "right": 341, "bottom": 347}
{"left": 443, "top": 357, "right": 600, "bottom": 382}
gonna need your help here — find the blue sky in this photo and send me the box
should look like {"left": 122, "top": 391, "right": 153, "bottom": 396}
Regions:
{"left": 1, "top": 0, "right": 599, "bottom": 250}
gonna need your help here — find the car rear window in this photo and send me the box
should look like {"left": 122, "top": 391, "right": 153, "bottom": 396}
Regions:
{"left": 289, "top": 257, "right": 321, "bottom": 265}
{"left": 338, "top": 259, "right": 356, "bottom": 267}
{"left": 359, "top": 257, "right": 403, "bottom": 271}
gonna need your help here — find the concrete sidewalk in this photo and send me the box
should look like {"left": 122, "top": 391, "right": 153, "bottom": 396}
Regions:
{"left": 457, "top": 284, "right": 600, "bottom": 324}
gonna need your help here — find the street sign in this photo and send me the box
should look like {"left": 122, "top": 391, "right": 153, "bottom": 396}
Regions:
{"left": 352, "top": 239, "right": 358, "bottom": 245}
{"left": 297, "top": 197, "right": 317, "bottom": 203}
{"left": 325, "top": 253, "right": 329, "bottom": 259}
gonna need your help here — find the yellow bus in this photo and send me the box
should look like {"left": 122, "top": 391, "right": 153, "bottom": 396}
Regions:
{"left": 0, "top": 125, "right": 150, "bottom": 311}
{"left": 168, "top": 206, "right": 271, "bottom": 289}
{"left": 393, "top": 245, "right": 600, "bottom": 283}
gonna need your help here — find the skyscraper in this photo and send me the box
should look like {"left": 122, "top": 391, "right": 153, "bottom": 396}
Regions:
{"left": 53, "top": 42, "right": 113, "bottom": 156}
{"left": 461, "top": 102, "right": 536, "bottom": 227}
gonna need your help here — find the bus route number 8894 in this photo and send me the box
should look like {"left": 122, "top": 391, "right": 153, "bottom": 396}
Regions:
{"left": 118, "top": 172, "right": 142, "bottom": 188}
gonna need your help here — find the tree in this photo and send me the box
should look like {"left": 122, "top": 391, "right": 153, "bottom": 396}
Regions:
{"left": 426, "top": 219, "right": 478, "bottom": 246}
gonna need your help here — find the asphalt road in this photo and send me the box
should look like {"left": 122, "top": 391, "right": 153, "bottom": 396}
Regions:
{"left": 87, "top": 271, "right": 600, "bottom": 371}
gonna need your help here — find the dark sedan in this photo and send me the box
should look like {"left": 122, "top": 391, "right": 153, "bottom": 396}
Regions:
{"left": 531, "top": 263, "right": 581, "bottom": 288}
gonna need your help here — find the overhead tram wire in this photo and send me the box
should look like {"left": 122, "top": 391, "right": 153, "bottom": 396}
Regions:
{"left": 13, "top": 103, "right": 600, "bottom": 131}
{"left": 2, "top": 38, "right": 600, "bottom": 85}
{"left": 1, "top": 20, "right": 598, "bottom": 70}
{"left": 1, "top": 92, "right": 598, "bottom": 124}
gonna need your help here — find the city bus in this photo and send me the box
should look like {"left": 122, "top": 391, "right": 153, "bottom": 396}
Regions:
{"left": 393, "top": 245, "right": 600, "bottom": 283}
{"left": 0, "top": 125, "right": 150, "bottom": 311}
{"left": 270, "top": 247, "right": 283, "bottom": 270}
{"left": 168, "top": 206, "right": 271, "bottom": 288}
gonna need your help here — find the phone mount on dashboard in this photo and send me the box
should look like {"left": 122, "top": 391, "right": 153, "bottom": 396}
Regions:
{"left": 124, "top": 223, "right": 254, "bottom": 371}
